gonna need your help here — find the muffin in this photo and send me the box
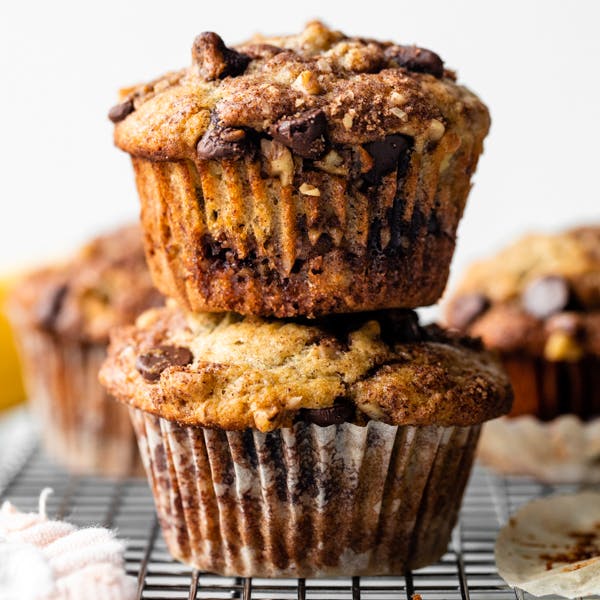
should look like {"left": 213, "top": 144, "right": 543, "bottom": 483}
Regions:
{"left": 100, "top": 303, "right": 511, "bottom": 576}
{"left": 7, "top": 225, "right": 163, "bottom": 477}
{"left": 109, "top": 21, "right": 490, "bottom": 318}
{"left": 445, "top": 226, "right": 600, "bottom": 480}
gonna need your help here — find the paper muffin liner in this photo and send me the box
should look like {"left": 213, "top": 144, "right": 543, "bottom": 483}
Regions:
{"left": 130, "top": 408, "right": 481, "bottom": 577}
{"left": 478, "top": 415, "right": 600, "bottom": 483}
{"left": 13, "top": 327, "right": 142, "bottom": 477}
{"left": 131, "top": 124, "right": 482, "bottom": 317}
{"left": 503, "top": 354, "right": 600, "bottom": 420}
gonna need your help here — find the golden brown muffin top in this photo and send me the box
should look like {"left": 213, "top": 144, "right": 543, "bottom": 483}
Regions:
{"left": 8, "top": 225, "right": 163, "bottom": 344}
{"left": 445, "top": 226, "right": 600, "bottom": 359}
{"left": 110, "top": 21, "right": 489, "bottom": 168}
{"left": 100, "top": 301, "right": 512, "bottom": 432}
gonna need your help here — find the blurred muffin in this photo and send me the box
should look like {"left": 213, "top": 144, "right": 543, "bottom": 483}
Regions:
{"left": 100, "top": 303, "right": 511, "bottom": 576}
{"left": 445, "top": 226, "right": 600, "bottom": 480}
{"left": 110, "top": 21, "right": 490, "bottom": 318}
{"left": 7, "top": 225, "right": 163, "bottom": 476}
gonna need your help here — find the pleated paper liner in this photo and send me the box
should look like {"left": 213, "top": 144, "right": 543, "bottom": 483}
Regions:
{"left": 131, "top": 121, "right": 483, "bottom": 317}
{"left": 130, "top": 408, "right": 480, "bottom": 577}
{"left": 12, "top": 327, "right": 142, "bottom": 477}
{"left": 503, "top": 354, "right": 600, "bottom": 420}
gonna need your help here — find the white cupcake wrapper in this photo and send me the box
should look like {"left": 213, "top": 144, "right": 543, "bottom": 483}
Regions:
{"left": 130, "top": 408, "right": 480, "bottom": 577}
{"left": 14, "top": 328, "right": 141, "bottom": 477}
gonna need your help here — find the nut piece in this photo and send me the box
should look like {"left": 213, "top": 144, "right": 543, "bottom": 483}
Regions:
{"left": 299, "top": 183, "right": 321, "bottom": 196}
{"left": 292, "top": 70, "right": 322, "bottom": 95}
{"left": 260, "top": 139, "right": 294, "bottom": 187}
{"left": 428, "top": 119, "right": 445, "bottom": 141}
{"left": 342, "top": 112, "right": 354, "bottom": 130}
{"left": 314, "top": 150, "right": 348, "bottom": 176}
{"left": 192, "top": 31, "right": 250, "bottom": 81}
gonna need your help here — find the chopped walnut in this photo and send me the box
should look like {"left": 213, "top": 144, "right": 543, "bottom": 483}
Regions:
{"left": 390, "top": 91, "right": 407, "bottom": 106}
{"left": 260, "top": 139, "right": 294, "bottom": 187}
{"left": 390, "top": 107, "right": 408, "bottom": 121}
{"left": 292, "top": 70, "right": 322, "bottom": 95}
{"left": 342, "top": 112, "right": 354, "bottom": 130}
{"left": 314, "top": 150, "right": 348, "bottom": 176}
{"left": 299, "top": 183, "right": 321, "bottom": 196}
{"left": 428, "top": 119, "right": 446, "bottom": 141}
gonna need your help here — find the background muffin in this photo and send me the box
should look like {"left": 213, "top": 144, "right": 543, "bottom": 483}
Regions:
{"left": 445, "top": 225, "right": 600, "bottom": 480}
{"left": 110, "top": 21, "right": 490, "bottom": 318}
{"left": 7, "top": 224, "right": 163, "bottom": 477}
{"left": 100, "top": 303, "right": 511, "bottom": 576}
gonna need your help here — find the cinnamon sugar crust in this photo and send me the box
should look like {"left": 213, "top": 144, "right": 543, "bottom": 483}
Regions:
{"left": 8, "top": 225, "right": 163, "bottom": 344}
{"left": 113, "top": 21, "right": 488, "bottom": 162}
{"left": 100, "top": 302, "right": 512, "bottom": 432}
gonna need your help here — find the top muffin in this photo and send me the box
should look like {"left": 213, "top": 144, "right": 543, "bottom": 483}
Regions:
{"left": 445, "top": 226, "right": 600, "bottom": 360}
{"left": 111, "top": 22, "right": 490, "bottom": 317}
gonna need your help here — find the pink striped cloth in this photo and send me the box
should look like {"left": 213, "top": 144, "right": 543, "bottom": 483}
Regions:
{"left": 0, "top": 489, "right": 137, "bottom": 599}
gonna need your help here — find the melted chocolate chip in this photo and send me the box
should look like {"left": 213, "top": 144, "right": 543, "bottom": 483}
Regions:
{"left": 37, "top": 283, "right": 68, "bottom": 331}
{"left": 523, "top": 276, "right": 571, "bottom": 319}
{"left": 300, "top": 401, "right": 355, "bottom": 426}
{"left": 197, "top": 126, "right": 250, "bottom": 160}
{"left": 108, "top": 99, "right": 134, "bottom": 123}
{"left": 363, "top": 134, "right": 412, "bottom": 184}
{"left": 136, "top": 345, "right": 193, "bottom": 382}
{"left": 447, "top": 293, "right": 490, "bottom": 330}
{"left": 271, "top": 108, "right": 328, "bottom": 159}
{"left": 192, "top": 32, "right": 250, "bottom": 81}
{"left": 385, "top": 45, "right": 444, "bottom": 78}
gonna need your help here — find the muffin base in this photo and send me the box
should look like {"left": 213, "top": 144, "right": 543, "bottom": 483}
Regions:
{"left": 16, "top": 330, "right": 142, "bottom": 477}
{"left": 503, "top": 354, "right": 600, "bottom": 420}
{"left": 130, "top": 408, "right": 480, "bottom": 577}
{"left": 132, "top": 119, "right": 478, "bottom": 317}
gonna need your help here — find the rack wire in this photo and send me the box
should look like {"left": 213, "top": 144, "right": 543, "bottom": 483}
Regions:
{"left": 1, "top": 435, "right": 597, "bottom": 600}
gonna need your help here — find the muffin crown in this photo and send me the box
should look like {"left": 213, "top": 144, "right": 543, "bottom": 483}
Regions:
{"left": 111, "top": 21, "right": 489, "bottom": 165}
{"left": 8, "top": 225, "right": 163, "bottom": 344}
{"left": 445, "top": 225, "right": 600, "bottom": 358}
{"left": 100, "top": 302, "right": 512, "bottom": 432}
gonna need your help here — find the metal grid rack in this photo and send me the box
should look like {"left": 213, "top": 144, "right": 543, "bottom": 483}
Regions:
{"left": 1, "top": 438, "right": 598, "bottom": 600}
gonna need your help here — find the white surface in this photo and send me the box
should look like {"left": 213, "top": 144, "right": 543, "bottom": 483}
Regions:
{"left": 1, "top": 0, "right": 599, "bottom": 293}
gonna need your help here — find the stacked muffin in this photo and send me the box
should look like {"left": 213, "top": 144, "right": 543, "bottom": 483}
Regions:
{"left": 445, "top": 226, "right": 600, "bottom": 481}
{"left": 100, "top": 22, "right": 512, "bottom": 576}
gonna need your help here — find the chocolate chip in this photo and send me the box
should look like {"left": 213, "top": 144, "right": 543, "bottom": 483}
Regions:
{"left": 197, "top": 126, "right": 250, "bottom": 160}
{"left": 300, "top": 401, "right": 355, "bottom": 427}
{"left": 136, "top": 345, "right": 193, "bottom": 382}
{"left": 385, "top": 45, "right": 444, "bottom": 78}
{"left": 447, "top": 293, "right": 490, "bottom": 330}
{"left": 522, "top": 276, "right": 571, "bottom": 319}
{"left": 37, "top": 283, "right": 68, "bottom": 331}
{"left": 271, "top": 108, "right": 328, "bottom": 159}
{"left": 363, "top": 134, "right": 412, "bottom": 184}
{"left": 108, "top": 99, "right": 135, "bottom": 123}
{"left": 192, "top": 32, "right": 250, "bottom": 81}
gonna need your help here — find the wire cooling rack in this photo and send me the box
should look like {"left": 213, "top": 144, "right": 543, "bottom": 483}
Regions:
{"left": 1, "top": 432, "right": 598, "bottom": 600}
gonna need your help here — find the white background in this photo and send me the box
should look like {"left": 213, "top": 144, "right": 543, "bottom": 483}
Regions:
{"left": 1, "top": 0, "right": 599, "bottom": 300}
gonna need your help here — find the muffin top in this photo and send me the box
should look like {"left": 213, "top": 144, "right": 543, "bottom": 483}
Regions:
{"left": 111, "top": 21, "right": 489, "bottom": 169}
{"left": 100, "top": 301, "right": 512, "bottom": 432}
{"left": 8, "top": 225, "right": 163, "bottom": 344}
{"left": 445, "top": 226, "right": 600, "bottom": 359}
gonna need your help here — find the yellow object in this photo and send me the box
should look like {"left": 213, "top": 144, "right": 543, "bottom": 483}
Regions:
{"left": 0, "top": 276, "right": 25, "bottom": 411}
{"left": 544, "top": 331, "right": 584, "bottom": 362}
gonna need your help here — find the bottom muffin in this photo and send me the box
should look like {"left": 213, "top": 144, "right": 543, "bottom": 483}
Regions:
{"left": 100, "top": 303, "right": 512, "bottom": 576}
